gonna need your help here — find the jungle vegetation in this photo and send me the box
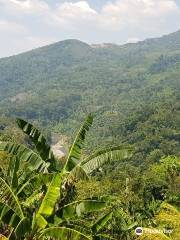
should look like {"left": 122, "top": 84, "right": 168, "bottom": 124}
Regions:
{"left": 0, "top": 30, "right": 180, "bottom": 239}
{"left": 0, "top": 115, "right": 179, "bottom": 239}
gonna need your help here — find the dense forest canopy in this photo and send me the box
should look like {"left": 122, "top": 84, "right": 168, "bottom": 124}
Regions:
{"left": 0, "top": 29, "right": 179, "bottom": 162}
{"left": 0, "top": 30, "right": 180, "bottom": 129}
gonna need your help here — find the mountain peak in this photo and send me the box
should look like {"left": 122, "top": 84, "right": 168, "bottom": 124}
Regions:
{"left": 38, "top": 39, "right": 91, "bottom": 52}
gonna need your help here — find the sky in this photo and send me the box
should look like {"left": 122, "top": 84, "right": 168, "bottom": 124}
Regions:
{"left": 0, "top": 0, "right": 180, "bottom": 58}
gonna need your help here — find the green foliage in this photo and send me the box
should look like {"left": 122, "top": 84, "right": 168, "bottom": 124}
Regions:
{"left": 16, "top": 118, "right": 56, "bottom": 170}
{"left": 57, "top": 200, "right": 106, "bottom": 220}
{"left": 0, "top": 115, "right": 130, "bottom": 239}
{"left": 35, "top": 173, "right": 62, "bottom": 230}
{"left": 0, "top": 32, "right": 179, "bottom": 153}
{"left": 0, "top": 142, "right": 48, "bottom": 174}
{"left": 81, "top": 146, "right": 133, "bottom": 174}
{"left": 65, "top": 114, "right": 93, "bottom": 172}
{"left": 0, "top": 30, "right": 180, "bottom": 239}
{"left": 0, "top": 177, "right": 24, "bottom": 219}
{"left": 39, "top": 227, "right": 91, "bottom": 240}
{"left": 138, "top": 228, "right": 171, "bottom": 240}
{"left": 155, "top": 203, "right": 180, "bottom": 240}
{"left": 91, "top": 211, "right": 113, "bottom": 234}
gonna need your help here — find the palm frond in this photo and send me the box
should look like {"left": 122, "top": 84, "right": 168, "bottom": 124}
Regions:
{"left": 82, "top": 146, "right": 133, "bottom": 174}
{"left": 0, "top": 142, "right": 48, "bottom": 173}
{"left": 0, "top": 177, "right": 24, "bottom": 219}
{"left": 17, "top": 172, "right": 54, "bottom": 197}
{"left": 16, "top": 118, "right": 55, "bottom": 162}
{"left": 91, "top": 211, "right": 113, "bottom": 234}
{"left": 33, "top": 212, "right": 48, "bottom": 231}
{"left": 0, "top": 204, "right": 20, "bottom": 228}
{"left": 9, "top": 217, "right": 31, "bottom": 240}
{"left": 56, "top": 200, "right": 106, "bottom": 220}
{"left": 64, "top": 114, "right": 93, "bottom": 172}
{"left": 37, "top": 173, "right": 62, "bottom": 217}
{"left": 83, "top": 145, "right": 132, "bottom": 163}
{"left": 68, "top": 165, "right": 89, "bottom": 181}
{"left": 8, "top": 156, "right": 19, "bottom": 189}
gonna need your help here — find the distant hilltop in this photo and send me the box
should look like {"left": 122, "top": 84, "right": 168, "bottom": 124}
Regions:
{"left": 91, "top": 43, "right": 118, "bottom": 48}
{"left": 0, "top": 28, "right": 179, "bottom": 134}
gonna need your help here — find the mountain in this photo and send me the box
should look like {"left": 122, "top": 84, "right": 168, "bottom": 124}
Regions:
{"left": 1, "top": 31, "right": 180, "bottom": 240}
{"left": 0, "top": 30, "right": 180, "bottom": 151}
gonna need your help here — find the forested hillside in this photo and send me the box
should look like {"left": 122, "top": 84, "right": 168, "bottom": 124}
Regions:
{"left": 0, "top": 30, "right": 180, "bottom": 162}
{"left": 0, "top": 30, "right": 180, "bottom": 239}
{"left": 0, "top": 30, "right": 179, "bottom": 124}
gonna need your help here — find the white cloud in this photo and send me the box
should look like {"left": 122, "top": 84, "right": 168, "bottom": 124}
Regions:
{"left": 0, "top": 0, "right": 180, "bottom": 57}
{"left": 0, "top": 0, "right": 49, "bottom": 14}
{"left": 0, "top": 19, "right": 27, "bottom": 33}
{"left": 51, "top": 1, "right": 98, "bottom": 32}
{"left": 102, "top": 0, "right": 179, "bottom": 16}
{"left": 9, "top": 0, "right": 31, "bottom": 8}
{"left": 57, "top": 1, "right": 97, "bottom": 16}
{"left": 100, "top": 0, "right": 180, "bottom": 30}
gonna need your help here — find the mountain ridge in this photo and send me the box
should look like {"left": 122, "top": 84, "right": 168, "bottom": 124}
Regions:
{"left": 0, "top": 29, "right": 179, "bottom": 147}
{"left": 1, "top": 29, "right": 180, "bottom": 60}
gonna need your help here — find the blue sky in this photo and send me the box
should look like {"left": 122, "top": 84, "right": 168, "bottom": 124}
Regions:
{"left": 0, "top": 0, "right": 180, "bottom": 57}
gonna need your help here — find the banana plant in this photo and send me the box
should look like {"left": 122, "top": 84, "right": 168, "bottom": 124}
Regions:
{"left": 16, "top": 114, "right": 133, "bottom": 178}
{"left": 0, "top": 114, "right": 133, "bottom": 239}
{"left": 0, "top": 172, "right": 108, "bottom": 239}
{"left": 0, "top": 142, "right": 51, "bottom": 192}
{"left": 91, "top": 211, "right": 114, "bottom": 240}
{"left": 0, "top": 114, "right": 132, "bottom": 183}
{"left": 0, "top": 114, "right": 132, "bottom": 201}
